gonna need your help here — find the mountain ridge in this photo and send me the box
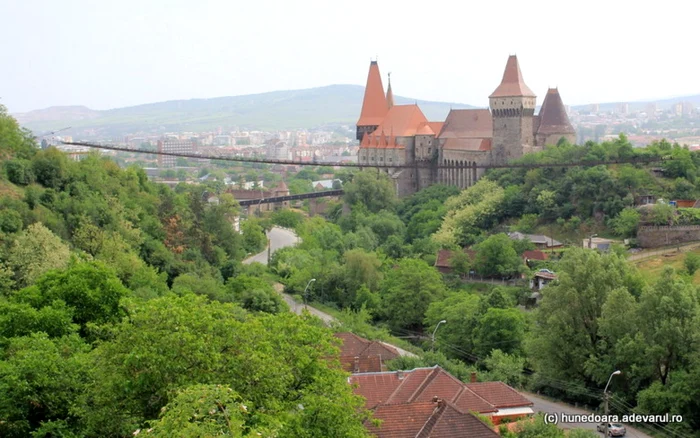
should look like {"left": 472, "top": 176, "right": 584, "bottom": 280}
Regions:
{"left": 14, "top": 84, "right": 475, "bottom": 138}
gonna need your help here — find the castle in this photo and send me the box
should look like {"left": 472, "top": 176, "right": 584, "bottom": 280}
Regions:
{"left": 356, "top": 56, "right": 576, "bottom": 196}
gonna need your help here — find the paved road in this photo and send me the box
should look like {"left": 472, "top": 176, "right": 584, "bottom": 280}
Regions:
{"left": 243, "top": 226, "right": 299, "bottom": 265}
{"left": 273, "top": 283, "right": 417, "bottom": 357}
{"left": 524, "top": 392, "right": 653, "bottom": 437}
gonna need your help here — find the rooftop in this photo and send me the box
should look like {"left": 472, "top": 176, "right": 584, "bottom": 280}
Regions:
{"left": 489, "top": 55, "right": 536, "bottom": 98}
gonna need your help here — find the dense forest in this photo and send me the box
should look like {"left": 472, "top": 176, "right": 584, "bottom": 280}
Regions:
{"left": 2, "top": 101, "right": 700, "bottom": 437}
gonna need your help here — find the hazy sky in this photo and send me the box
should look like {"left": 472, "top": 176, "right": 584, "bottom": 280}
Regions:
{"left": 1, "top": 0, "right": 697, "bottom": 113}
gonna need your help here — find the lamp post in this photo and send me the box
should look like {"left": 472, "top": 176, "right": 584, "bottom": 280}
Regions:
{"left": 604, "top": 370, "right": 621, "bottom": 437}
{"left": 431, "top": 320, "right": 447, "bottom": 351}
{"left": 303, "top": 278, "right": 316, "bottom": 310}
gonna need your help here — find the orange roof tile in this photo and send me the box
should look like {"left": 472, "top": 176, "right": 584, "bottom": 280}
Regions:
{"left": 536, "top": 88, "right": 575, "bottom": 135}
{"left": 372, "top": 104, "right": 429, "bottom": 137}
{"left": 438, "top": 109, "right": 493, "bottom": 139}
{"left": 465, "top": 382, "right": 533, "bottom": 409}
{"left": 357, "top": 61, "right": 388, "bottom": 127}
{"left": 365, "top": 400, "right": 500, "bottom": 438}
{"left": 489, "top": 55, "right": 536, "bottom": 98}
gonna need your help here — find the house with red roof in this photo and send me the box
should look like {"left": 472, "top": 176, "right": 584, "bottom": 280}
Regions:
{"left": 334, "top": 332, "right": 400, "bottom": 373}
{"left": 366, "top": 398, "right": 500, "bottom": 438}
{"left": 349, "top": 366, "right": 534, "bottom": 427}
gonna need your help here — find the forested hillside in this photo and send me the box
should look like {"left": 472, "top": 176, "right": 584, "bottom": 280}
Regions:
{"left": 0, "top": 105, "right": 371, "bottom": 437}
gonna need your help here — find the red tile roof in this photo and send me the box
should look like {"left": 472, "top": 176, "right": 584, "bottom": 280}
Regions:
{"left": 522, "top": 250, "right": 548, "bottom": 261}
{"left": 434, "top": 249, "right": 476, "bottom": 269}
{"left": 372, "top": 105, "right": 430, "bottom": 137}
{"left": 351, "top": 366, "right": 497, "bottom": 414}
{"left": 443, "top": 138, "right": 492, "bottom": 152}
{"left": 416, "top": 121, "right": 445, "bottom": 136}
{"left": 438, "top": 109, "right": 493, "bottom": 139}
{"left": 365, "top": 400, "right": 500, "bottom": 438}
{"left": 489, "top": 55, "right": 536, "bottom": 98}
{"left": 465, "top": 381, "right": 533, "bottom": 409}
{"left": 358, "top": 61, "right": 389, "bottom": 127}
{"left": 536, "top": 88, "right": 575, "bottom": 135}
{"left": 334, "top": 332, "right": 400, "bottom": 373}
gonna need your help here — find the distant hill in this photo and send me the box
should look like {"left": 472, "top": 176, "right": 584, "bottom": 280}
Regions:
{"left": 14, "top": 85, "right": 476, "bottom": 138}
{"left": 572, "top": 94, "right": 700, "bottom": 113}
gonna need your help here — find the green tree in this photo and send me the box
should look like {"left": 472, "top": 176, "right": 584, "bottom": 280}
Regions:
{"left": 381, "top": 258, "right": 446, "bottom": 331}
{"left": 0, "top": 104, "right": 37, "bottom": 159}
{"left": 483, "top": 349, "right": 526, "bottom": 388}
{"left": 241, "top": 219, "right": 267, "bottom": 254}
{"left": 527, "top": 248, "right": 643, "bottom": 391}
{"left": 5, "top": 223, "right": 70, "bottom": 288}
{"left": 13, "top": 261, "right": 130, "bottom": 337}
{"left": 609, "top": 207, "right": 640, "bottom": 237}
{"left": 473, "top": 234, "right": 523, "bottom": 278}
{"left": 637, "top": 268, "right": 699, "bottom": 385}
{"left": 77, "top": 295, "right": 369, "bottom": 437}
{"left": 684, "top": 252, "right": 700, "bottom": 276}
{"left": 474, "top": 308, "right": 526, "bottom": 357}
{"left": 227, "top": 274, "right": 287, "bottom": 314}
{"left": 342, "top": 249, "right": 383, "bottom": 308}
{"left": 0, "top": 333, "right": 89, "bottom": 438}
{"left": 424, "top": 293, "right": 481, "bottom": 360}
{"left": 343, "top": 170, "right": 397, "bottom": 213}
{"left": 147, "top": 384, "right": 278, "bottom": 437}
{"left": 449, "top": 250, "right": 471, "bottom": 278}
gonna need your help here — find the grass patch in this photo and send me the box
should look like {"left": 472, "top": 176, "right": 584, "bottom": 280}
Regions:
{"left": 633, "top": 248, "right": 700, "bottom": 284}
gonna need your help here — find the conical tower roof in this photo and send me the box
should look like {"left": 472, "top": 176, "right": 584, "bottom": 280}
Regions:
{"left": 386, "top": 73, "right": 394, "bottom": 109}
{"left": 357, "top": 61, "right": 388, "bottom": 126}
{"left": 490, "top": 55, "right": 535, "bottom": 98}
{"left": 537, "top": 88, "right": 575, "bottom": 135}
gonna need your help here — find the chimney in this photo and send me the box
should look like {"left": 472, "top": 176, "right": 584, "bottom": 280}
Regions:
{"left": 432, "top": 396, "right": 445, "bottom": 408}
{"left": 397, "top": 370, "right": 404, "bottom": 380}
{"left": 353, "top": 356, "right": 360, "bottom": 373}
{"left": 470, "top": 372, "right": 477, "bottom": 383}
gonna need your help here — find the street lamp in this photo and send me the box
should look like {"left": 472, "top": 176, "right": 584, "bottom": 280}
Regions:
{"left": 431, "top": 320, "right": 447, "bottom": 351}
{"left": 604, "top": 370, "right": 621, "bottom": 437}
{"left": 303, "top": 278, "right": 316, "bottom": 310}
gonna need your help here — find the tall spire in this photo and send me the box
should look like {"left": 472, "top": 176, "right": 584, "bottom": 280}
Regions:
{"left": 490, "top": 55, "right": 536, "bottom": 98}
{"left": 357, "top": 61, "right": 388, "bottom": 127}
{"left": 386, "top": 72, "right": 394, "bottom": 109}
{"left": 537, "top": 88, "right": 575, "bottom": 135}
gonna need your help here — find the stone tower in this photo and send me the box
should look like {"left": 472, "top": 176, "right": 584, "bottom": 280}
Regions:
{"left": 356, "top": 61, "right": 388, "bottom": 141}
{"left": 489, "top": 55, "right": 536, "bottom": 165}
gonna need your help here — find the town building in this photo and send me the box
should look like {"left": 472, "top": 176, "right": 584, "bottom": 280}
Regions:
{"left": 157, "top": 139, "right": 194, "bottom": 167}
{"left": 357, "top": 57, "right": 576, "bottom": 196}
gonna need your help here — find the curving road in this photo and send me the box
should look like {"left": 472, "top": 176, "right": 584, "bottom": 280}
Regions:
{"left": 243, "top": 226, "right": 299, "bottom": 265}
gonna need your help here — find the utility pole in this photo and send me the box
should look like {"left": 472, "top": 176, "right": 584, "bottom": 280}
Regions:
{"left": 431, "top": 320, "right": 447, "bottom": 352}
{"left": 603, "top": 370, "right": 621, "bottom": 437}
{"left": 267, "top": 238, "right": 271, "bottom": 264}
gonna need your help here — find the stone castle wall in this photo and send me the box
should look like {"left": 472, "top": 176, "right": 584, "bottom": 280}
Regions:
{"left": 637, "top": 225, "right": 700, "bottom": 248}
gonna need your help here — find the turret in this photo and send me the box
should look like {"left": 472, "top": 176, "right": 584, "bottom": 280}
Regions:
{"left": 489, "top": 55, "right": 536, "bottom": 164}
{"left": 356, "top": 61, "right": 388, "bottom": 141}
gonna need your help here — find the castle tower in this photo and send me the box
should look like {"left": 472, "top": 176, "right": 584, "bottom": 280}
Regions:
{"left": 535, "top": 88, "right": 576, "bottom": 146}
{"left": 386, "top": 73, "right": 394, "bottom": 109}
{"left": 489, "top": 55, "right": 536, "bottom": 164}
{"left": 356, "top": 61, "right": 388, "bottom": 141}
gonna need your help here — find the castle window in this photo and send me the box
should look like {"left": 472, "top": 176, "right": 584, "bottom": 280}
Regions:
{"left": 428, "top": 148, "right": 432, "bottom": 154}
